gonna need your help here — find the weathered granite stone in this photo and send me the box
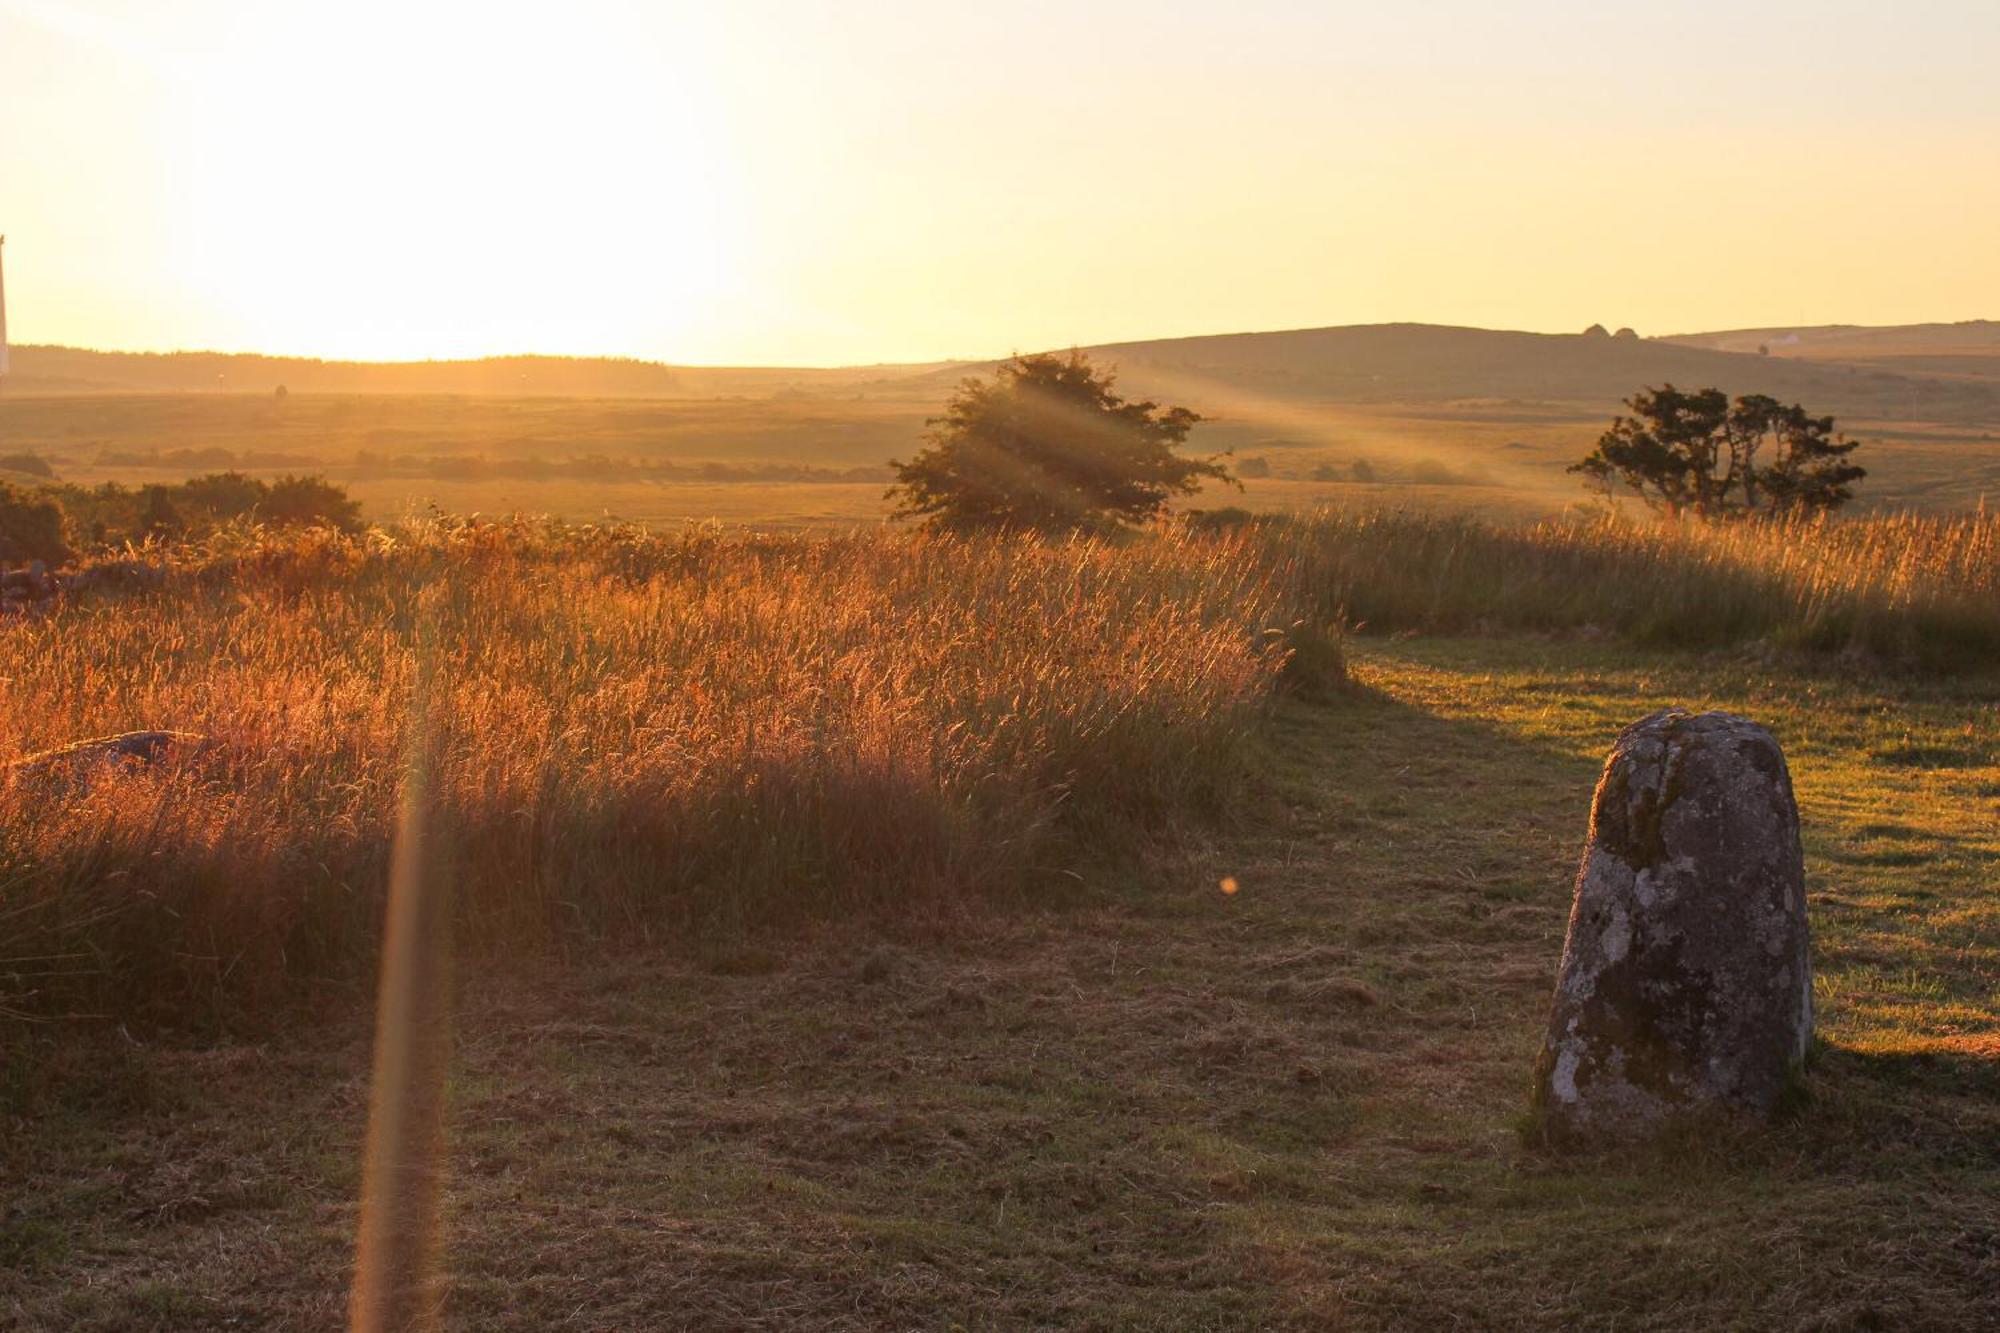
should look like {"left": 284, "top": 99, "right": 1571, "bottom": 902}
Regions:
{"left": 6, "top": 730, "right": 207, "bottom": 779}
{"left": 70, "top": 559, "right": 168, "bottom": 594}
{"left": 1532, "top": 709, "right": 1812, "bottom": 1141}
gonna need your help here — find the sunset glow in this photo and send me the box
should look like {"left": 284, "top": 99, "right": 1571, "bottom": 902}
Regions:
{"left": 4, "top": 0, "right": 1999, "bottom": 364}
{"left": 8, "top": 4, "right": 2000, "bottom": 1323}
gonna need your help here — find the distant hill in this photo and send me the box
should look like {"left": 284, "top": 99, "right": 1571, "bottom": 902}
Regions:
{"left": 0, "top": 346, "right": 953, "bottom": 399}
{"left": 1005, "top": 323, "right": 2000, "bottom": 421}
{"left": 896, "top": 323, "right": 1998, "bottom": 429}
{"left": 6, "top": 322, "right": 1998, "bottom": 426}
{"left": 1663, "top": 320, "right": 2000, "bottom": 356}
{"left": 1660, "top": 321, "right": 2000, "bottom": 388}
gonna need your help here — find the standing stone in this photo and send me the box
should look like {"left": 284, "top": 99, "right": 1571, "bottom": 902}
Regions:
{"left": 1532, "top": 709, "right": 1813, "bottom": 1141}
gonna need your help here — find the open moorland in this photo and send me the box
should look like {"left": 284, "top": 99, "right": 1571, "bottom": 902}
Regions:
{"left": 4, "top": 324, "right": 1999, "bottom": 1328}
{"left": 5, "top": 322, "right": 2000, "bottom": 526}
{"left": 11, "top": 0, "right": 1999, "bottom": 1324}
{"left": 3, "top": 503, "right": 1997, "bottom": 1328}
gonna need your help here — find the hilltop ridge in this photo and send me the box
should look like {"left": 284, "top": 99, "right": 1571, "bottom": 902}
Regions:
{"left": 6, "top": 322, "right": 1997, "bottom": 425}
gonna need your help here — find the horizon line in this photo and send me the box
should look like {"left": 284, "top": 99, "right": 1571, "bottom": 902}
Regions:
{"left": 10, "top": 313, "right": 2000, "bottom": 376}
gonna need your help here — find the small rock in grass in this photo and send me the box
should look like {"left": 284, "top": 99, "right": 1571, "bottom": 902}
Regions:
{"left": 7, "top": 730, "right": 207, "bottom": 779}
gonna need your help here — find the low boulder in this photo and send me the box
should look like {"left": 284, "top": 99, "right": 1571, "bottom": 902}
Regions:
{"left": 1, "top": 561, "right": 55, "bottom": 601}
{"left": 68, "top": 559, "right": 169, "bottom": 594}
{"left": 6, "top": 730, "right": 208, "bottom": 780}
{"left": 1, "top": 559, "right": 171, "bottom": 624}
{"left": 1532, "top": 709, "right": 1813, "bottom": 1142}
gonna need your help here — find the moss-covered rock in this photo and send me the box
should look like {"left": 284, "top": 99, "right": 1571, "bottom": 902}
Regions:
{"left": 1532, "top": 709, "right": 1813, "bottom": 1142}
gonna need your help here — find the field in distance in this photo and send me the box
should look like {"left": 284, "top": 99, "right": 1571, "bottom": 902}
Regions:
{"left": 5, "top": 321, "right": 1999, "bottom": 525}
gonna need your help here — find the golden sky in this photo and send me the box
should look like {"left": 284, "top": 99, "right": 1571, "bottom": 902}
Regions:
{"left": 3, "top": 0, "right": 1998, "bottom": 366}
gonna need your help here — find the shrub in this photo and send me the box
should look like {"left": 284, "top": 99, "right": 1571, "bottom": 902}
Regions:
{"left": 37, "top": 473, "right": 366, "bottom": 550}
{"left": 263, "top": 474, "right": 363, "bottom": 532}
{"left": 138, "top": 485, "right": 185, "bottom": 540}
{"left": 0, "top": 453, "right": 56, "bottom": 479}
{"left": 0, "top": 481, "right": 71, "bottom": 567}
{"left": 177, "top": 471, "right": 269, "bottom": 523}
{"left": 1269, "top": 620, "right": 1347, "bottom": 703}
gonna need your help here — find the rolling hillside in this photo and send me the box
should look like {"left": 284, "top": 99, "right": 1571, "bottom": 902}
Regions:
{"left": 1661, "top": 320, "right": 2000, "bottom": 388}
{"left": 0, "top": 345, "right": 951, "bottom": 399}
{"left": 7, "top": 323, "right": 2000, "bottom": 424}
{"left": 4, "top": 323, "right": 1996, "bottom": 519}
{"left": 1002, "top": 323, "right": 2000, "bottom": 424}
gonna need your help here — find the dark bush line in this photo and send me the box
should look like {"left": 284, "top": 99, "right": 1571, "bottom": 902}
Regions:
{"left": 0, "top": 473, "right": 362, "bottom": 566}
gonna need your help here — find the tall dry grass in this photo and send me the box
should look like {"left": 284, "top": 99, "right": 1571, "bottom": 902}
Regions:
{"left": 5, "top": 504, "right": 1990, "bottom": 1029}
{"left": 1, "top": 519, "right": 1300, "bottom": 1027}
{"left": 1257, "top": 506, "right": 2000, "bottom": 668}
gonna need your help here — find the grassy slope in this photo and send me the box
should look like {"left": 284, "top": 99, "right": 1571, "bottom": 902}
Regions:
{"left": 6, "top": 638, "right": 1995, "bottom": 1329}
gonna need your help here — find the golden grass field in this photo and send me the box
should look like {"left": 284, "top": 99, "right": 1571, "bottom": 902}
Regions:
{"left": 3, "top": 508, "right": 1991, "bottom": 1024}
{"left": 3, "top": 445, "right": 1998, "bottom": 1324}
{"left": 8, "top": 0, "right": 2000, "bottom": 1314}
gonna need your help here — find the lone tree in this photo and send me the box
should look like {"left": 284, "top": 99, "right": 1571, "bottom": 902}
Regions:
{"left": 1571, "top": 385, "right": 1865, "bottom": 517}
{"left": 888, "top": 351, "right": 1233, "bottom": 532}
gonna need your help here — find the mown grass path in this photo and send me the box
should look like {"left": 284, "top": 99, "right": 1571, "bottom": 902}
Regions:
{"left": 6, "top": 640, "right": 1996, "bottom": 1329}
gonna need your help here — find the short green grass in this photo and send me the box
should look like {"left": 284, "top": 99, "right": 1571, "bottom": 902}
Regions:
{"left": 4, "top": 638, "right": 1995, "bottom": 1329}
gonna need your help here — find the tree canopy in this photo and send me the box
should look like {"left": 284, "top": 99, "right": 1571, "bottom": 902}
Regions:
{"left": 887, "top": 352, "right": 1234, "bottom": 532}
{"left": 1571, "top": 385, "right": 1865, "bottom": 517}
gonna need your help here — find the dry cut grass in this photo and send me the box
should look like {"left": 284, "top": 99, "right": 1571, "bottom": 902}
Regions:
{"left": 0, "top": 520, "right": 1305, "bottom": 1029}
{"left": 6, "top": 638, "right": 1993, "bottom": 1329}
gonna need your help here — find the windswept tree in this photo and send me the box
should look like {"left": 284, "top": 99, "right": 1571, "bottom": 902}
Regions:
{"left": 888, "top": 352, "right": 1234, "bottom": 532}
{"left": 1571, "top": 385, "right": 1865, "bottom": 517}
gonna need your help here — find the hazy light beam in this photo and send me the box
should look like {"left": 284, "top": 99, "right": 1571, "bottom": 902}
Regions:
{"left": 351, "top": 610, "right": 453, "bottom": 1333}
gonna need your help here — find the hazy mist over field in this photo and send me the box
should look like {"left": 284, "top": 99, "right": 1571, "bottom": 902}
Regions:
{"left": 5, "top": 4, "right": 1999, "bottom": 1330}
{"left": 6, "top": 320, "right": 1998, "bottom": 521}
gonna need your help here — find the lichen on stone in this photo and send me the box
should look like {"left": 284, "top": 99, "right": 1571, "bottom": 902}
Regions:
{"left": 1530, "top": 710, "right": 1813, "bottom": 1143}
